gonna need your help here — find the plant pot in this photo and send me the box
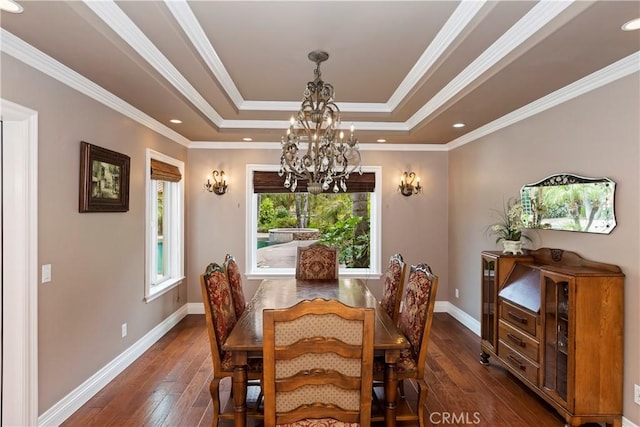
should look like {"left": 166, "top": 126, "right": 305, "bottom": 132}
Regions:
{"left": 502, "top": 240, "right": 523, "bottom": 255}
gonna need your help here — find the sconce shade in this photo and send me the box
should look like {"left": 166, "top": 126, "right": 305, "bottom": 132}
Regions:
{"left": 204, "top": 169, "right": 228, "bottom": 195}
{"left": 399, "top": 171, "right": 422, "bottom": 196}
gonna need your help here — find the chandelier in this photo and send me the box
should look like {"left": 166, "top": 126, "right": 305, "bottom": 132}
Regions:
{"left": 279, "top": 50, "right": 362, "bottom": 195}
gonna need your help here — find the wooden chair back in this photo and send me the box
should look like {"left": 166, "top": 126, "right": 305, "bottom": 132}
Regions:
{"left": 372, "top": 263, "right": 438, "bottom": 426}
{"left": 398, "top": 263, "right": 438, "bottom": 379}
{"left": 223, "top": 253, "right": 246, "bottom": 319}
{"left": 200, "top": 263, "right": 237, "bottom": 374}
{"left": 295, "top": 243, "right": 339, "bottom": 280}
{"left": 263, "top": 298, "right": 374, "bottom": 427}
{"left": 380, "top": 253, "right": 407, "bottom": 324}
{"left": 200, "top": 263, "right": 262, "bottom": 426}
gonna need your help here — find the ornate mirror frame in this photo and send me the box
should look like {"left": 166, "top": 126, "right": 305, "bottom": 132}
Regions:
{"left": 520, "top": 173, "right": 616, "bottom": 234}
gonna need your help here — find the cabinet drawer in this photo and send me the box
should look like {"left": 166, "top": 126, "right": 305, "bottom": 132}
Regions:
{"left": 498, "top": 341, "right": 539, "bottom": 385}
{"left": 500, "top": 301, "right": 537, "bottom": 337}
{"left": 499, "top": 320, "right": 539, "bottom": 362}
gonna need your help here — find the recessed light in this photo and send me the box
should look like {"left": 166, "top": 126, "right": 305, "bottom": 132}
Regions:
{"left": 376, "top": 139, "right": 387, "bottom": 143}
{"left": 0, "top": 0, "right": 23, "bottom": 13}
{"left": 243, "top": 137, "right": 253, "bottom": 142}
{"left": 622, "top": 18, "right": 640, "bottom": 31}
{"left": 170, "top": 119, "right": 182, "bottom": 124}
{"left": 453, "top": 123, "right": 465, "bottom": 128}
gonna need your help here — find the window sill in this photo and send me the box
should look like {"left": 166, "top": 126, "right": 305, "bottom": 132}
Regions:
{"left": 145, "top": 276, "right": 184, "bottom": 303}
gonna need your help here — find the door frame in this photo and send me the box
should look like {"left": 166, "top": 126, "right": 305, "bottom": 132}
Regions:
{"left": 1, "top": 98, "right": 38, "bottom": 426}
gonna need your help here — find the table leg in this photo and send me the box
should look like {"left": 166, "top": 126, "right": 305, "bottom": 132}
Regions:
{"left": 232, "top": 353, "right": 248, "bottom": 427}
{"left": 384, "top": 351, "right": 399, "bottom": 427}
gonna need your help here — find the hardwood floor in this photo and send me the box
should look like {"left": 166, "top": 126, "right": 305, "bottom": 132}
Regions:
{"left": 62, "top": 313, "right": 568, "bottom": 427}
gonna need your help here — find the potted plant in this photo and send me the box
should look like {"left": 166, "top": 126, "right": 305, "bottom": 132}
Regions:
{"left": 489, "top": 197, "right": 531, "bottom": 254}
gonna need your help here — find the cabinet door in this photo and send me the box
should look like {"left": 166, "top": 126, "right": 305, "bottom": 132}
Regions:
{"left": 481, "top": 256, "right": 497, "bottom": 349}
{"left": 543, "top": 273, "right": 572, "bottom": 405}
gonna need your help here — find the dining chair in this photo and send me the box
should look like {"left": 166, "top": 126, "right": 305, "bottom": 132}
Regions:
{"left": 295, "top": 242, "right": 339, "bottom": 280}
{"left": 380, "top": 253, "right": 407, "bottom": 324}
{"left": 373, "top": 263, "right": 439, "bottom": 427}
{"left": 200, "top": 263, "right": 262, "bottom": 427}
{"left": 262, "top": 298, "right": 374, "bottom": 427}
{"left": 223, "top": 253, "right": 247, "bottom": 319}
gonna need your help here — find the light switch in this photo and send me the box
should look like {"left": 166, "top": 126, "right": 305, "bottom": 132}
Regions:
{"left": 42, "top": 264, "right": 51, "bottom": 283}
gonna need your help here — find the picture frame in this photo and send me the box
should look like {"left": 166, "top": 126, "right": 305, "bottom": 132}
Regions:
{"left": 79, "top": 141, "right": 130, "bottom": 212}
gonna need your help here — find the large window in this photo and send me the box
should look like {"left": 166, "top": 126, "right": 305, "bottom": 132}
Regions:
{"left": 145, "top": 150, "right": 184, "bottom": 301}
{"left": 245, "top": 165, "right": 381, "bottom": 279}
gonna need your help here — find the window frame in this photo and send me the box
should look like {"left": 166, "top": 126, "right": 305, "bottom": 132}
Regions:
{"left": 245, "top": 164, "right": 382, "bottom": 280}
{"left": 144, "top": 149, "right": 185, "bottom": 302}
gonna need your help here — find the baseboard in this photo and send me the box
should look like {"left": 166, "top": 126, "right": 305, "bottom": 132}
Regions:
{"left": 438, "top": 301, "right": 481, "bottom": 336}
{"left": 187, "top": 301, "right": 205, "bottom": 314}
{"left": 624, "top": 417, "right": 639, "bottom": 427}
{"left": 37, "top": 304, "right": 189, "bottom": 427}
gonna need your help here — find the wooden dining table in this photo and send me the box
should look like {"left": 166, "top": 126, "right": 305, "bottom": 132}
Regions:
{"left": 223, "top": 277, "right": 410, "bottom": 427}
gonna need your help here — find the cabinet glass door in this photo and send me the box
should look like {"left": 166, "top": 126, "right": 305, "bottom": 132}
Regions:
{"left": 481, "top": 258, "right": 496, "bottom": 346}
{"left": 544, "top": 276, "right": 569, "bottom": 403}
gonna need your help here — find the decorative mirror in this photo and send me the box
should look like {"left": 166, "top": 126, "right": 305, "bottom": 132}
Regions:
{"left": 520, "top": 173, "right": 616, "bottom": 234}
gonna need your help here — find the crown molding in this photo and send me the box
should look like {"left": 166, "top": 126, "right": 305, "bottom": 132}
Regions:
{"left": 447, "top": 51, "right": 640, "bottom": 150}
{"left": 387, "top": 0, "right": 486, "bottom": 110}
{"left": 83, "top": 0, "right": 223, "bottom": 125}
{"left": 188, "top": 140, "right": 447, "bottom": 152}
{"left": 407, "top": 0, "right": 574, "bottom": 129}
{"left": 0, "top": 29, "right": 191, "bottom": 147}
{"left": 165, "top": 0, "right": 243, "bottom": 108}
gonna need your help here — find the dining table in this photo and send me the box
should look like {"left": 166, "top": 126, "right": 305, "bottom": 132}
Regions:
{"left": 223, "top": 277, "right": 410, "bottom": 427}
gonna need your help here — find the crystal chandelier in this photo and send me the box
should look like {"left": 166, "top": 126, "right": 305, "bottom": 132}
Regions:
{"left": 279, "top": 50, "right": 362, "bottom": 195}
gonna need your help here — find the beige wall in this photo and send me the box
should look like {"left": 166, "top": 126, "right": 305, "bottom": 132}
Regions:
{"left": 2, "top": 54, "right": 188, "bottom": 412}
{"left": 186, "top": 148, "right": 449, "bottom": 303}
{"left": 448, "top": 74, "right": 640, "bottom": 423}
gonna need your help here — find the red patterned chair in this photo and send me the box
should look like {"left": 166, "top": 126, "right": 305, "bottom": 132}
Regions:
{"left": 223, "top": 253, "right": 246, "bottom": 319}
{"left": 295, "top": 243, "right": 339, "bottom": 280}
{"left": 262, "top": 298, "right": 374, "bottom": 427}
{"left": 373, "top": 263, "right": 438, "bottom": 427}
{"left": 379, "top": 253, "right": 407, "bottom": 324}
{"left": 200, "top": 263, "right": 262, "bottom": 426}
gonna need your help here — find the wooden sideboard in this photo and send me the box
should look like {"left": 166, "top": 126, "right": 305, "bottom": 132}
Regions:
{"left": 480, "top": 248, "right": 624, "bottom": 427}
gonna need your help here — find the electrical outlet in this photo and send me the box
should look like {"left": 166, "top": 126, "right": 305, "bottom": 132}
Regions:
{"left": 455, "top": 288, "right": 459, "bottom": 298}
{"left": 634, "top": 383, "right": 640, "bottom": 405}
{"left": 121, "top": 323, "right": 127, "bottom": 338}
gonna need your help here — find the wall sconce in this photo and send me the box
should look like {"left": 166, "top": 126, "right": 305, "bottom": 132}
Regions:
{"left": 204, "top": 170, "right": 228, "bottom": 195}
{"left": 399, "top": 171, "right": 422, "bottom": 196}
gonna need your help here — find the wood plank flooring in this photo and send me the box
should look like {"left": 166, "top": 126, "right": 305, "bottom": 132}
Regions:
{"left": 62, "top": 313, "right": 569, "bottom": 427}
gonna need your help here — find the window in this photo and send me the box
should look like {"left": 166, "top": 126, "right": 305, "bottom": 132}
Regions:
{"left": 145, "top": 150, "right": 184, "bottom": 301}
{"left": 245, "top": 165, "right": 381, "bottom": 279}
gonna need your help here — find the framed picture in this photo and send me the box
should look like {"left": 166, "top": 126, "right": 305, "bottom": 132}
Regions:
{"left": 79, "top": 141, "right": 130, "bottom": 212}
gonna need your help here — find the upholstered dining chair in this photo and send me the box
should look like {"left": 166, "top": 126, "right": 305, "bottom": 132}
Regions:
{"left": 373, "top": 263, "right": 439, "bottom": 427}
{"left": 200, "top": 263, "right": 262, "bottom": 427}
{"left": 380, "top": 253, "right": 407, "bottom": 324}
{"left": 223, "top": 253, "right": 246, "bottom": 319}
{"left": 295, "top": 242, "right": 339, "bottom": 280}
{"left": 262, "top": 298, "right": 374, "bottom": 427}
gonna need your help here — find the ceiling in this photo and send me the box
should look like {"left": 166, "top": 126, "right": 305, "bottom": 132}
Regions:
{"left": 1, "top": 1, "right": 639, "bottom": 147}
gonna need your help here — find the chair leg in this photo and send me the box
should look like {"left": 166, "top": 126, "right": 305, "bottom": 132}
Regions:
{"left": 210, "top": 378, "right": 221, "bottom": 427}
{"left": 399, "top": 379, "right": 406, "bottom": 398}
{"left": 416, "top": 379, "right": 429, "bottom": 427}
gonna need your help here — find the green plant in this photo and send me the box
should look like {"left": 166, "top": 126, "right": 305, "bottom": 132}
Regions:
{"left": 489, "top": 197, "right": 531, "bottom": 243}
{"left": 320, "top": 216, "right": 370, "bottom": 268}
